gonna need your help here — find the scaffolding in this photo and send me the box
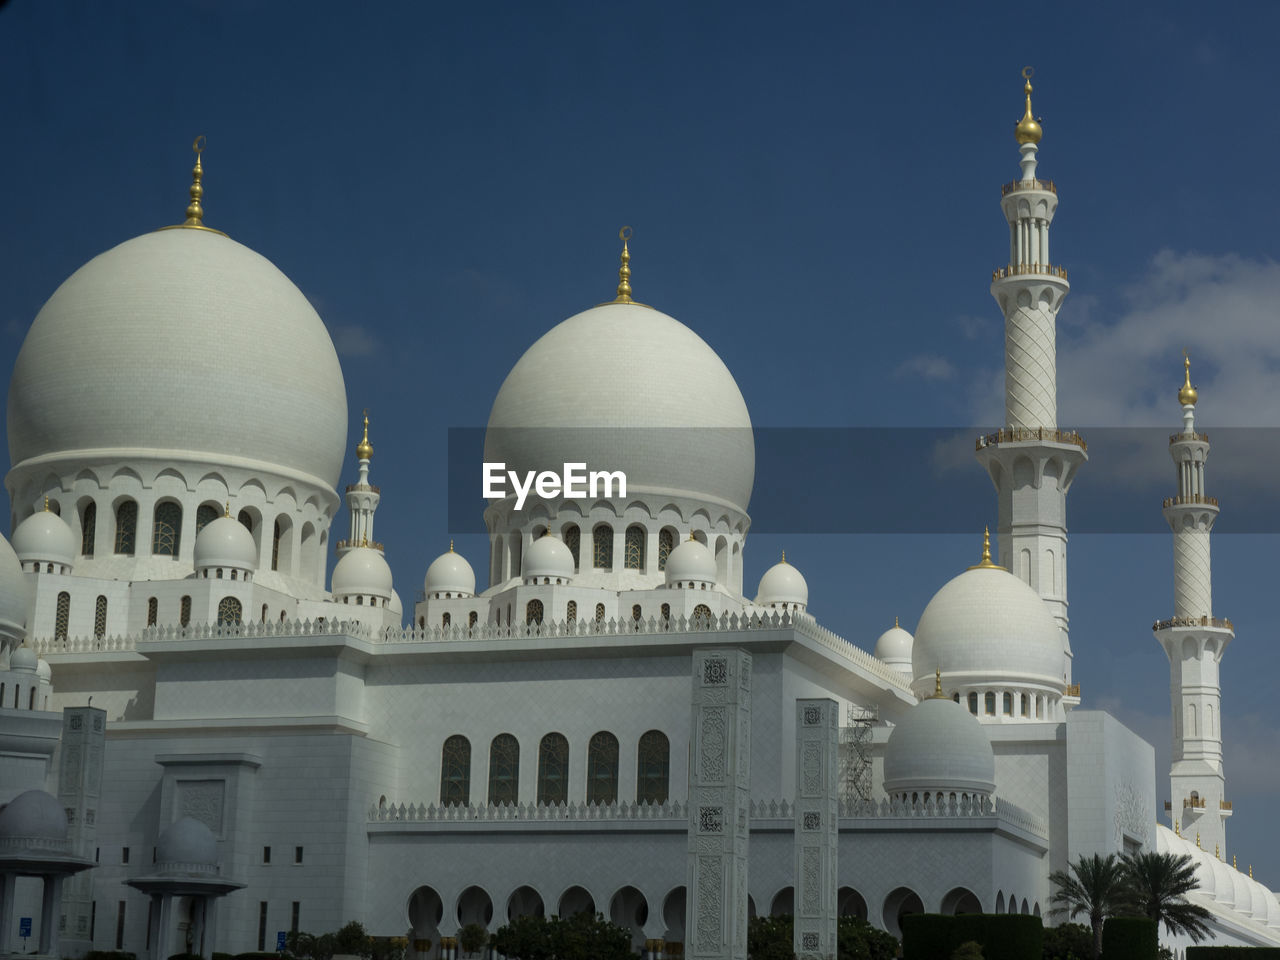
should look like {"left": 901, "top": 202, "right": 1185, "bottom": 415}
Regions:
{"left": 840, "top": 705, "right": 877, "bottom": 803}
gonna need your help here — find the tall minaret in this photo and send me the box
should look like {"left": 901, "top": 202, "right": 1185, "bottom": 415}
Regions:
{"left": 975, "top": 68, "right": 1087, "bottom": 689}
{"left": 337, "top": 411, "right": 382, "bottom": 556}
{"left": 1153, "top": 355, "right": 1232, "bottom": 855}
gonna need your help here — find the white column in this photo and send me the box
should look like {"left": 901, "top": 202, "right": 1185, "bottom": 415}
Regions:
{"left": 793, "top": 699, "right": 838, "bottom": 960}
{"left": 39, "top": 875, "right": 63, "bottom": 955}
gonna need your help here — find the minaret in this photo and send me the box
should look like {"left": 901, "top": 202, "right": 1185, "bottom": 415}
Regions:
{"left": 975, "top": 68, "right": 1087, "bottom": 690}
{"left": 337, "top": 411, "right": 382, "bottom": 556}
{"left": 1153, "top": 355, "right": 1232, "bottom": 854}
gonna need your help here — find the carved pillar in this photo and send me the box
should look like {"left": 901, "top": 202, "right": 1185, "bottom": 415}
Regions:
{"left": 685, "top": 648, "right": 751, "bottom": 960}
{"left": 57, "top": 705, "right": 106, "bottom": 954}
{"left": 793, "top": 699, "right": 838, "bottom": 960}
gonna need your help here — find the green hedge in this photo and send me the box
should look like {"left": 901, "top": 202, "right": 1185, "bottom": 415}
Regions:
{"left": 901, "top": 914, "right": 1043, "bottom": 960}
{"left": 85, "top": 953, "right": 137, "bottom": 960}
{"left": 1101, "top": 917, "right": 1156, "bottom": 960}
{"left": 1187, "top": 950, "right": 1280, "bottom": 959}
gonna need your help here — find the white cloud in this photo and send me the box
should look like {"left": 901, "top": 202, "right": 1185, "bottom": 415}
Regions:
{"left": 329, "top": 324, "right": 381, "bottom": 357}
{"left": 895, "top": 353, "right": 957, "bottom": 382}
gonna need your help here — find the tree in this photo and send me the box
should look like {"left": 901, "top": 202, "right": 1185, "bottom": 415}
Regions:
{"left": 1048, "top": 853, "right": 1127, "bottom": 959}
{"left": 490, "top": 912, "right": 632, "bottom": 960}
{"left": 836, "top": 916, "right": 898, "bottom": 960}
{"left": 747, "top": 914, "right": 794, "bottom": 960}
{"left": 1041, "top": 921, "right": 1093, "bottom": 960}
{"left": 457, "top": 923, "right": 488, "bottom": 959}
{"left": 1120, "top": 851, "right": 1213, "bottom": 944}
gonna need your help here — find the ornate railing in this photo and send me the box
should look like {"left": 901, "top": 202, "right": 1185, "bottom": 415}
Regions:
{"left": 345, "top": 483, "right": 381, "bottom": 494}
{"left": 334, "top": 539, "right": 384, "bottom": 552}
{"left": 1064, "top": 684, "right": 1080, "bottom": 697}
{"left": 976, "top": 427, "right": 1087, "bottom": 452}
{"left": 1001, "top": 178, "right": 1057, "bottom": 196}
{"left": 1170, "top": 431, "right": 1209, "bottom": 443}
{"left": 1153, "top": 615, "right": 1234, "bottom": 632}
{"left": 1185, "top": 797, "right": 1207, "bottom": 809}
{"left": 1220, "top": 800, "right": 1233, "bottom": 810}
{"left": 1163, "top": 495, "right": 1218, "bottom": 508}
{"left": 992, "top": 263, "right": 1069, "bottom": 281}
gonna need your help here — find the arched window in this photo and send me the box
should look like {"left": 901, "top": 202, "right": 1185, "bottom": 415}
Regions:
{"left": 151, "top": 502, "right": 182, "bottom": 557}
{"left": 272, "top": 520, "right": 282, "bottom": 571}
{"left": 442, "top": 612, "right": 451, "bottom": 628}
{"left": 261, "top": 604, "right": 269, "bottom": 622}
{"left": 632, "top": 604, "right": 642, "bottom": 622}
{"left": 488, "top": 734, "right": 519, "bottom": 805}
{"left": 1020, "top": 694, "right": 1029, "bottom": 717}
{"left": 147, "top": 597, "right": 158, "bottom": 626}
{"left": 594, "top": 603, "right": 605, "bottom": 623}
{"left": 218, "top": 596, "right": 242, "bottom": 625}
{"left": 526, "top": 600, "right": 544, "bottom": 626}
{"left": 536, "top": 733, "right": 569, "bottom": 805}
{"left": 968, "top": 692, "right": 978, "bottom": 714}
{"left": 637, "top": 730, "right": 670, "bottom": 803}
{"left": 985, "top": 692, "right": 996, "bottom": 715}
{"left": 661, "top": 602, "right": 670, "bottom": 622}
{"left": 180, "top": 595, "right": 192, "bottom": 627}
{"left": 693, "top": 603, "right": 712, "bottom": 626}
{"left": 55, "top": 592, "right": 70, "bottom": 641}
{"left": 566, "top": 600, "right": 577, "bottom": 623}
{"left": 80, "top": 503, "right": 96, "bottom": 557}
{"left": 592, "top": 526, "right": 613, "bottom": 569}
{"left": 1003, "top": 692, "right": 1013, "bottom": 715}
{"left": 562, "top": 525, "right": 580, "bottom": 567}
{"left": 468, "top": 610, "right": 478, "bottom": 628}
{"left": 237, "top": 509, "right": 253, "bottom": 532}
{"left": 114, "top": 500, "right": 137, "bottom": 555}
{"left": 195, "top": 503, "right": 219, "bottom": 536}
{"left": 624, "top": 525, "right": 645, "bottom": 570}
{"left": 586, "top": 731, "right": 619, "bottom": 805}
{"left": 94, "top": 595, "right": 108, "bottom": 639}
{"left": 657, "top": 528, "right": 675, "bottom": 571}
{"left": 440, "top": 735, "right": 471, "bottom": 806}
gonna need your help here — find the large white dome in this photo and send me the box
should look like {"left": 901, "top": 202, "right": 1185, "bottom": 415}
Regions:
{"left": 484, "top": 301, "right": 754, "bottom": 516}
{"left": 8, "top": 228, "right": 348, "bottom": 489}
{"left": 911, "top": 564, "right": 1064, "bottom": 698}
{"left": 882, "top": 695, "right": 996, "bottom": 798}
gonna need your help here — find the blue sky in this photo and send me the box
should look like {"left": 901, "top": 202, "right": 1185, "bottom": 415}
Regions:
{"left": 4, "top": 1, "right": 1280, "bottom": 882}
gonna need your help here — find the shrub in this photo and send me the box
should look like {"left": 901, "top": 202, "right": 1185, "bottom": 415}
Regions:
{"left": 748, "top": 914, "right": 794, "bottom": 960}
{"left": 837, "top": 915, "right": 899, "bottom": 960}
{"left": 953, "top": 943, "right": 985, "bottom": 960}
{"left": 1100, "top": 917, "right": 1156, "bottom": 960}
{"left": 1042, "top": 922, "right": 1093, "bottom": 960}
{"left": 902, "top": 914, "right": 1042, "bottom": 960}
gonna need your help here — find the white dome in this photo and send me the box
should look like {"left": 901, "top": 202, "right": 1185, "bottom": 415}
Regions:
{"left": 332, "top": 547, "right": 393, "bottom": 599}
{"left": 423, "top": 547, "right": 476, "bottom": 596}
{"left": 36, "top": 657, "right": 51, "bottom": 682}
{"left": 874, "top": 622, "right": 914, "bottom": 671}
{"left": 388, "top": 589, "right": 403, "bottom": 618}
{"left": 882, "top": 695, "right": 996, "bottom": 797}
{"left": 193, "top": 516, "right": 258, "bottom": 571}
{"left": 756, "top": 555, "right": 808, "bottom": 607}
{"left": 156, "top": 816, "right": 218, "bottom": 867}
{"left": 0, "top": 790, "right": 68, "bottom": 844}
{"left": 0, "top": 534, "right": 28, "bottom": 642}
{"left": 10, "top": 645, "right": 37, "bottom": 673}
{"left": 485, "top": 301, "right": 754, "bottom": 516}
{"left": 12, "top": 508, "right": 75, "bottom": 567}
{"left": 523, "top": 534, "right": 574, "bottom": 582}
{"left": 911, "top": 564, "right": 1064, "bottom": 698}
{"left": 8, "top": 229, "right": 348, "bottom": 489}
{"left": 665, "top": 538, "right": 717, "bottom": 586}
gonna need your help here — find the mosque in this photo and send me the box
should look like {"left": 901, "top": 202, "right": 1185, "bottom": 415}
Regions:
{"left": 0, "top": 76, "right": 1276, "bottom": 960}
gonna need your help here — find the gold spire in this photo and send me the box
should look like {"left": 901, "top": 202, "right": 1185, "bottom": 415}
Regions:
{"left": 894, "top": 615, "right": 899, "bottom": 629}
{"left": 224, "top": 502, "right": 230, "bottom": 517}
{"left": 968, "top": 527, "right": 1004, "bottom": 570}
{"left": 356, "top": 410, "right": 374, "bottom": 460}
{"left": 1174, "top": 818, "right": 1180, "bottom": 837}
{"left": 1251, "top": 865, "right": 1254, "bottom": 879}
{"left": 1015, "top": 67, "right": 1043, "bottom": 145}
{"left": 42, "top": 496, "right": 50, "bottom": 512}
{"left": 1215, "top": 842, "right": 1221, "bottom": 860}
{"left": 1234, "top": 854, "right": 1238, "bottom": 870}
{"left": 932, "top": 668, "right": 946, "bottom": 699}
{"left": 160, "top": 136, "right": 228, "bottom": 237}
{"left": 1196, "top": 831, "right": 1201, "bottom": 848}
{"left": 780, "top": 550, "right": 787, "bottom": 564}
{"left": 614, "top": 226, "right": 633, "bottom": 302}
{"left": 1178, "top": 350, "right": 1199, "bottom": 407}
{"left": 449, "top": 540, "right": 454, "bottom": 552}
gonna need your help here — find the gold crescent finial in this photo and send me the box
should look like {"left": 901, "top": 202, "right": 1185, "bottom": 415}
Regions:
{"left": 1234, "top": 854, "right": 1238, "bottom": 870}
{"left": 1179, "top": 351, "right": 1198, "bottom": 406}
{"left": 356, "top": 410, "right": 374, "bottom": 460}
{"left": 614, "top": 225, "right": 634, "bottom": 302}
{"left": 184, "top": 135, "right": 207, "bottom": 226}
{"left": 1016, "top": 68, "right": 1043, "bottom": 145}
{"left": 933, "top": 668, "right": 944, "bottom": 698}
{"left": 969, "top": 527, "right": 1004, "bottom": 570}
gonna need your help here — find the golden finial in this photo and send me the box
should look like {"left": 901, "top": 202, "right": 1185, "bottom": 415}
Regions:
{"left": 1215, "top": 842, "right": 1221, "bottom": 860}
{"left": 1174, "top": 818, "right": 1180, "bottom": 837}
{"left": 1250, "top": 865, "right": 1254, "bottom": 879}
{"left": 224, "top": 502, "right": 230, "bottom": 517}
{"left": 1178, "top": 350, "right": 1199, "bottom": 407}
{"left": 42, "top": 496, "right": 49, "bottom": 512}
{"left": 185, "top": 136, "right": 206, "bottom": 226}
{"left": 933, "top": 668, "right": 945, "bottom": 698}
{"left": 894, "top": 615, "right": 899, "bottom": 629}
{"left": 449, "top": 540, "right": 454, "bottom": 552}
{"left": 689, "top": 533, "right": 697, "bottom": 542}
{"left": 614, "top": 226, "right": 633, "bottom": 302}
{"left": 1196, "top": 831, "right": 1201, "bottom": 848}
{"left": 1234, "top": 855, "right": 1238, "bottom": 870}
{"left": 356, "top": 409, "right": 374, "bottom": 460}
{"left": 781, "top": 550, "right": 787, "bottom": 564}
{"left": 1015, "top": 67, "right": 1043, "bottom": 145}
{"left": 968, "top": 527, "right": 1003, "bottom": 570}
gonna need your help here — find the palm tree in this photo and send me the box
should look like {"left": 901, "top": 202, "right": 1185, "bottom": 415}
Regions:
{"left": 1121, "top": 851, "right": 1213, "bottom": 944}
{"left": 1049, "top": 852, "right": 1127, "bottom": 959}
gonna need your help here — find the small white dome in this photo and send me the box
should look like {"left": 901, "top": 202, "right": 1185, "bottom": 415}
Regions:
{"left": 883, "top": 694, "right": 996, "bottom": 797}
{"left": 665, "top": 538, "right": 717, "bottom": 586}
{"left": 0, "top": 534, "right": 28, "bottom": 642}
{"left": 10, "top": 644, "right": 38, "bottom": 673}
{"left": 193, "top": 516, "right": 258, "bottom": 571}
{"left": 36, "top": 657, "right": 51, "bottom": 682}
{"left": 388, "top": 588, "right": 403, "bottom": 618}
{"left": 12, "top": 507, "right": 76, "bottom": 568}
{"left": 332, "top": 547, "right": 393, "bottom": 599}
{"left": 911, "top": 563, "right": 1063, "bottom": 698}
{"left": 0, "top": 790, "right": 68, "bottom": 844}
{"left": 156, "top": 816, "right": 218, "bottom": 867}
{"left": 756, "top": 555, "right": 808, "bottom": 607}
{"left": 523, "top": 533, "right": 575, "bottom": 582}
{"left": 424, "top": 546, "right": 476, "bottom": 596}
{"left": 874, "top": 622, "right": 914, "bottom": 672}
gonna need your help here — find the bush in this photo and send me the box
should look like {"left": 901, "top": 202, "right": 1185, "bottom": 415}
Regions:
{"left": 1101, "top": 917, "right": 1156, "bottom": 960}
{"left": 838, "top": 915, "right": 899, "bottom": 960}
{"left": 1186, "top": 951, "right": 1280, "bottom": 959}
{"left": 953, "top": 943, "right": 985, "bottom": 960}
{"left": 214, "top": 953, "right": 235, "bottom": 960}
{"left": 902, "top": 914, "right": 1042, "bottom": 960}
{"left": 457, "top": 924, "right": 488, "bottom": 958}
{"left": 748, "top": 914, "right": 794, "bottom": 960}
{"left": 491, "top": 911, "right": 632, "bottom": 960}
{"left": 1042, "top": 922, "right": 1093, "bottom": 960}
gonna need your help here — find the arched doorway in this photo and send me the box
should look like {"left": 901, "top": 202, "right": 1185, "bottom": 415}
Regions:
{"left": 770, "top": 887, "right": 794, "bottom": 917}
{"left": 558, "top": 885, "right": 595, "bottom": 918}
{"left": 662, "top": 887, "right": 686, "bottom": 948}
{"left": 609, "top": 886, "right": 648, "bottom": 952}
{"left": 407, "top": 886, "right": 443, "bottom": 959}
{"left": 941, "top": 887, "right": 982, "bottom": 915}
{"left": 456, "top": 886, "right": 493, "bottom": 927}
{"left": 882, "top": 887, "right": 923, "bottom": 939}
{"left": 837, "top": 887, "right": 867, "bottom": 920}
{"left": 507, "top": 886, "right": 544, "bottom": 922}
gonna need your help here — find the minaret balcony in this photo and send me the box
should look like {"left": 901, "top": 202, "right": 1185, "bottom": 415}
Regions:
{"left": 1152, "top": 615, "right": 1234, "bottom": 632}
{"left": 1184, "top": 796, "right": 1207, "bottom": 809}
{"left": 1001, "top": 178, "right": 1057, "bottom": 197}
{"left": 1170, "top": 430, "right": 1209, "bottom": 444}
{"left": 335, "top": 538, "right": 384, "bottom": 552}
{"left": 991, "top": 263, "right": 1068, "bottom": 281}
{"left": 1163, "top": 495, "right": 1218, "bottom": 507}
{"left": 1220, "top": 800, "right": 1233, "bottom": 816}
{"left": 975, "top": 428, "right": 1087, "bottom": 452}
{"left": 346, "top": 482, "right": 381, "bottom": 494}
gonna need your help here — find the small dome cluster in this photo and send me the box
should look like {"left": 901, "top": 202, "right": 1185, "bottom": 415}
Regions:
{"left": 665, "top": 538, "right": 717, "bottom": 589}
{"left": 423, "top": 544, "right": 476, "bottom": 598}
{"left": 332, "top": 547, "right": 394, "bottom": 607}
{"left": 12, "top": 503, "right": 75, "bottom": 574}
{"left": 755, "top": 553, "right": 807, "bottom": 613}
{"left": 874, "top": 620, "right": 914, "bottom": 676}
{"left": 523, "top": 534, "right": 574, "bottom": 585}
{"left": 193, "top": 514, "right": 257, "bottom": 580}
{"left": 1158, "top": 826, "right": 1280, "bottom": 928}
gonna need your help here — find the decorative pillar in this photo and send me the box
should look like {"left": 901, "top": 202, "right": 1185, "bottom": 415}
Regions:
{"left": 38, "top": 875, "right": 64, "bottom": 955}
{"left": 793, "top": 699, "right": 838, "bottom": 960}
{"left": 685, "top": 648, "right": 751, "bottom": 960}
{"left": 57, "top": 705, "right": 106, "bottom": 953}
